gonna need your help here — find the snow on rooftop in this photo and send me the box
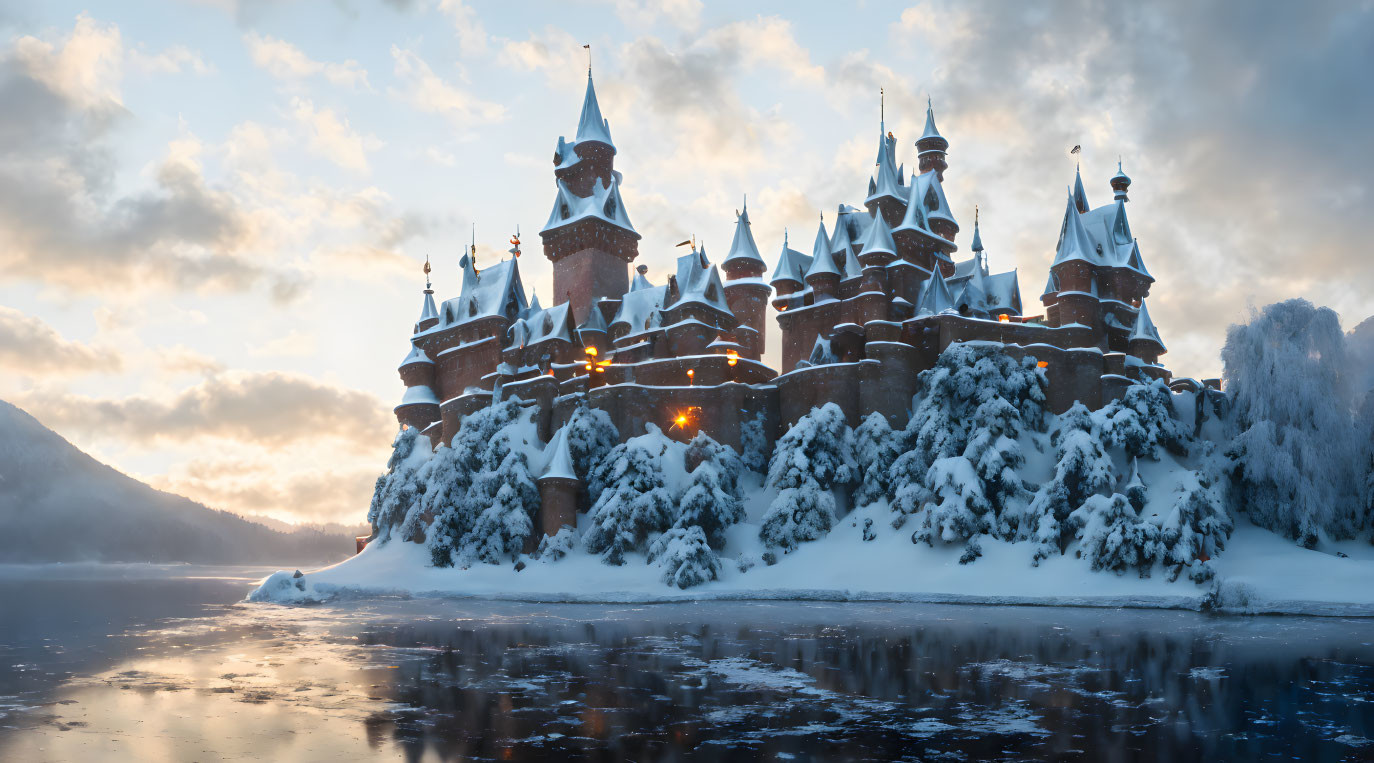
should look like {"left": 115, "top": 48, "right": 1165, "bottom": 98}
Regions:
{"left": 539, "top": 423, "right": 578, "bottom": 481}
{"left": 397, "top": 384, "right": 440, "bottom": 409}
{"left": 722, "top": 200, "right": 765, "bottom": 267}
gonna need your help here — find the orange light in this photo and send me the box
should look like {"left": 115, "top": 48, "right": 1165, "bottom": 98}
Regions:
{"left": 596, "top": 359, "right": 612, "bottom": 367}
{"left": 726, "top": 349, "right": 739, "bottom": 366}
{"left": 585, "top": 346, "right": 598, "bottom": 357}
{"left": 595, "top": 367, "right": 605, "bottom": 373}
{"left": 584, "top": 363, "right": 593, "bottom": 371}
{"left": 674, "top": 414, "right": 688, "bottom": 427}
{"left": 998, "top": 314, "right": 1010, "bottom": 323}
{"left": 1037, "top": 360, "right": 1049, "bottom": 368}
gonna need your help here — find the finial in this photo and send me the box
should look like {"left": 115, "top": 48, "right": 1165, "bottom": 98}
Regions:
{"left": 423, "top": 255, "right": 432, "bottom": 290}
{"left": 583, "top": 43, "right": 591, "bottom": 75}
{"left": 927, "top": 94, "right": 932, "bottom": 110}
{"left": 880, "top": 87, "right": 884, "bottom": 123}
{"left": 784, "top": 228, "right": 788, "bottom": 246}
{"left": 974, "top": 205, "right": 979, "bottom": 227}
{"left": 743, "top": 193, "right": 747, "bottom": 212}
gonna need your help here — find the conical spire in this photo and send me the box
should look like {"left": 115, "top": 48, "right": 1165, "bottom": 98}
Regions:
{"left": 540, "top": 424, "right": 578, "bottom": 481}
{"left": 916, "top": 267, "right": 955, "bottom": 315}
{"left": 970, "top": 206, "right": 984, "bottom": 253}
{"left": 805, "top": 217, "right": 839, "bottom": 280}
{"left": 575, "top": 72, "right": 615, "bottom": 148}
{"left": 769, "top": 229, "right": 807, "bottom": 286}
{"left": 1130, "top": 300, "right": 1165, "bottom": 351}
{"left": 918, "top": 97, "right": 947, "bottom": 149}
{"left": 723, "top": 196, "right": 764, "bottom": 267}
{"left": 417, "top": 257, "right": 438, "bottom": 326}
{"left": 867, "top": 123, "right": 904, "bottom": 203}
{"left": 858, "top": 211, "right": 896, "bottom": 259}
{"left": 1111, "top": 159, "right": 1132, "bottom": 202}
{"left": 1052, "top": 189, "right": 1101, "bottom": 266}
{"left": 1072, "top": 164, "right": 1090, "bottom": 213}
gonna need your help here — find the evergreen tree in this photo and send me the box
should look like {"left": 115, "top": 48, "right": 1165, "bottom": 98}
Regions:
{"left": 564, "top": 400, "right": 619, "bottom": 505}
{"left": 1095, "top": 380, "right": 1189, "bottom": 459}
{"left": 1069, "top": 493, "right": 1160, "bottom": 576}
{"left": 1024, "top": 404, "right": 1115, "bottom": 565}
{"left": 1158, "top": 474, "right": 1232, "bottom": 582}
{"left": 584, "top": 442, "right": 673, "bottom": 565}
{"left": 912, "top": 456, "right": 992, "bottom": 545}
{"left": 464, "top": 446, "right": 540, "bottom": 564}
{"left": 853, "top": 412, "right": 900, "bottom": 508}
{"left": 367, "top": 427, "right": 428, "bottom": 541}
{"left": 648, "top": 526, "right": 722, "bottom": 589}
{"left": 675, "top": 434, "right": 745, "bottom": 549}
{"left": 759, "top": 403, "right": 855, "bottom": 551}
{"left": 740, "top": 411, "right": 770, "bottom": 473}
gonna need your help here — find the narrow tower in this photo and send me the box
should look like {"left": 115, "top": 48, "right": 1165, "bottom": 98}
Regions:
{"left": 539, "top": 70, "right": 641, "bottom": 323}
{"left": 916, "top": 98, "right": 949, "bottom": 181}
{"left": 721, "top": 197, "right": 771, "bottom": 360}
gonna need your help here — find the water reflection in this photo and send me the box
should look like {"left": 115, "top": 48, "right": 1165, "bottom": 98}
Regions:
{"left": 0, "top": 582, "right": 1371, "bottom": 761}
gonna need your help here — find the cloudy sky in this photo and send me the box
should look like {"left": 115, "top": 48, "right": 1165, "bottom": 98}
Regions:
{"left": 1, "top": 0, "right": 1370, "bottom": 526}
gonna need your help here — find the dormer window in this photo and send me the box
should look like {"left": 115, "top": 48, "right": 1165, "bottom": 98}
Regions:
{"left": 603, "top": 193, "right": 616, "bottom": 218}
{"left": 560, "top": 202, "right": 571, "bottom": 220}
{"left": 468, "top": 300, "right": 478, "bottom": 317}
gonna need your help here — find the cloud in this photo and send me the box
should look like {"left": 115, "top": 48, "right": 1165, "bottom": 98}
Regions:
{"left": 436, "top": 0, "right": 488, "bottom": 55}
{"left": 388, "top": 45, "right": 505, "bottom": 126}
{"left": 17, "top": 371, "right": 394, "bottom": 451}
{"left": 150, "top": 456, "right": 381, "bottom": 524}
{"left": 609, "top": 0, "right": 703, "bottom": 31}
{"left": 129, "top": 44, "right": 212, "bottom": 75}
{"left": 243, "top": 31, "right": 369, "bottom": 89}
{"left": 289, "top": 96, "right": 382, "bottom": 173}
{"left": 0, "top": 14, "right": 303, "bottom": 300}
{"left": 0, "top": 306, "right": 123, "bottom": 376}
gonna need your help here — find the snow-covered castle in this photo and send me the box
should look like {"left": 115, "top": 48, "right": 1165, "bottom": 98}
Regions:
{"left": 393, "top": 72, "right": 1181, "bottom": 537}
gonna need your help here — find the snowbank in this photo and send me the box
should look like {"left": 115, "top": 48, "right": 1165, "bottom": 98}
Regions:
{"left": 249, "top": 512, "right": 1374, "bottom": 617}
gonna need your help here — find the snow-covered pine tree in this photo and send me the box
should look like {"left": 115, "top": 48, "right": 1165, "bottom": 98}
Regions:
{"left": 648, "top": 526, "right": 722, "bottom": 589}
{"left": 464, "top": 445, "right": 540, "bottom": 565}
{"left": 367, "top": 427, "right": 428, "bottom": 541}
{"left": 676, "top": 433, "right": 745, "bottom": 549}
{"left": 740, "top": 411, "right": 770, "bottom": 473}
{"left": 759, "top": 403, "right": 856, "bottom": 551}
{"left": 1158, "top": 473, "right": 1232, "bottom": 582}
{"left": 1069, "top": 493, "right": 1160, "bottom": 576}
{"left": 1222, "top": 299, "right": 1364, "bottom": 545}
{"left": 853, "top": 412, "right": 900, "bottom": 508}
{"left": 536, "top": 526, "right": 577, "bottom": 562}
{"left": 563, "top": 400, "right": 619, "bottom": 505}
{"left": 1123, "top": 458, "right": 1148, "bottom": 512}
{"left": 584, "top": 442, "right": 673, "bottom": 565}
{"left": 912, "top": 456, "right": 992, "bottom": 545}
{"left": 1024, "top": 404, "right": 1115, "bottom": 565}
{"left": 1094, "top": 380, "right": 1189, "bottom": 459}
{"left": 426, "top": 398, "right": 527, "bottom": 567}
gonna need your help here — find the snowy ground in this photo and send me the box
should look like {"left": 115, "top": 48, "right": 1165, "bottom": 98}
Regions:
{"left": 251, "top": 501, "right": 1374, "bottom": 617}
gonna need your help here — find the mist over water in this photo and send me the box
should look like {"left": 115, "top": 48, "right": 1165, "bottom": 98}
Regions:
{"left": 0, "top": 569, "right": 1371, "bottom": 761}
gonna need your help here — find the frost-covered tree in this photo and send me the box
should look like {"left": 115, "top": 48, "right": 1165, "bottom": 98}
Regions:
{"left": 1094, "top": 380, "right": 1189, "bottom": 459}
{"left": 1158, "top": 475, "right": 1232, "bottom": 582}
{"left": 1222, "top": 299, "right": 1364, "bottom": 544}
{"left": 853, "top": 412, "right": 901, "bottom": 508}
{"left": 648, "top": 526, "right": 722, "bottom": 589}
{"left": 463, "top": 433, "right": 540, "bottom": 565}
{"left": 676, "top": 434, "right": 744, "bottom": 549}
{"left": 564, "top": 401, "right": 620, "bottom": 505}
{"left": 1123, "top": 458, "right": 1148, "bottom": 513}
{"left": 1025, "top": 404, "right": 1115, "bottom": 565}
{"left": 426, "top": 398, "right": 530, "bottom": 566}
{"left": 889, "top": 344, "right": 1045, "bottom": 546}
{"left": 1069, "top": 493, "right": 1160, "bottom": 576}
{"left": 759, "top": 403, "right": 856, "bottom": 551}
{"left": 367, "top": 427, "right": 428, "bottom": 541}
{"left": 536, "top": 526, "right": 577, "bottom": 562}
{"left": 740, "top": 411, "right": 770, "bottom": 474}
{"left": 584, "top": 442, "right": 673, "bottom": 564}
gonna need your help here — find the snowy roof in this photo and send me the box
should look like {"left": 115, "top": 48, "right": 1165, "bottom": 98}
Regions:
{"left": 1072, "top": 165, "right": 1090, "bottom": 213}
{"left": 866, "top": 127, "right": 906, "bottom": 204}
{"left": 631, "top": 267, "right": 654, "bottom": 292}
{"left": 722, "top": 200, "right": 765, "bottom": 268}
{"left": 1119, "top": 240, "right": 1153, "bottom": 280}
{"left": 804, "top": 219, "right": 840, "bottom": 279}
{"left": 541, "top": 176, "right": 639, "bottom": 238}
{"left": 523, "top": 290, "right": 542, "bottom": 317}
{"left": 894, "top": 178, "right": 948, "bottom": 247}
{"left": 1112, "top": 160, "right": 1131, "bottom": 187}
{"left": 970, "top": 217, "right": 984, "bottom": 253}
{"left": 575, "top": 73, "right": 614, "bottom": 148}
{"left": 579, "top": 300, "right": 609, "bottom": 334}
{"left": 1051, "top": 191, "right": 1106, "bottom": 268}
{"left": 951, "top": 256, "right": 983, "bottom": 281}
{"left": 435, "top": 257, "right": 528, "bottom": 330}
{"left": 985, "top": 270, "right": 1023, "bottom": 315}
{"left": 917, "top": 100, "right": 948, "bottom": 151}
{"left": 398, "top": 344, "right": 433, "bottom": 369}
{"left": 858, "top": 211, "right": 897, "bottom": 260}
{"left": 509, "top": 300, "right": 576, "bottom": 349}
{"left": 668, "top": 248, "right": 733, "bottom": 316}
{"left": 418, "top": 289, "right": 438, "bottom": 325}
{"left": 1067, "top": 198, "right": 1153, "bottom": 280}
{"left": 916, "top": 267, "right": 955, "bottom": 315}
{"left": 1125, "top": 457, "right": 1144, "bottom": 489}
{"left": 911, "top": 170, "right": 958, "bottom": 232}
{"left": 539, "top": 424, "right": 578, "bottom": 481}
{"left": 808, "top": 336, "right": 836, "bottom": 365}
{"left": 612, "top": 283, "right": 669, "bottom": 331}
{"left": 768, "top": 231, "right": 812, "bottom": 285}
{"left": 1129, "top": 301, "right": 1166, "bottom": 351}
{"left": 397, "top": 384, "right": 439, "bottom": 409}
{"left": 1042, "top": 271, "right": 1059, "bottom": 297}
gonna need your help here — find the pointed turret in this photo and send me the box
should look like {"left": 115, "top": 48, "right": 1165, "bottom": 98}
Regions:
{"left": 857, "top": 210, "right": 897, "bottom": 267}
{"left": 1111, "top": 159, "right": 1131, "bottom": 202}
{"left": 415, "top": 259, "right": 439, "bottom": 333}
{"left": 540, "top": 423, "right": 578, "bottom": 481}
{"left": 575, "top": 72, "right": 614, "bottom": 150}
{"left": 535, "top": 423, "right": 580, "bottom": 541}
{"left": 1052, "top": 190, "right": 1103, "bottom": 267}
{"left": 769, "top": 230, "right": 809, "bottom": 288}
{"left": 916, "top": 267, "right": 955, "bottom": 315}
{"left": 1072, "top": 164, "right": 1090, "bottom": 213}
{"left": 970, "top": 207, "right": 984, "bottom": 257}
{"left": 804, "top": 217, "right": 841, "bottom": 300}
{"left": 1129, "top": 301, "right": 1165, "bottom": 354}
{"left": 722, "top": 196, "right": 766, "bottom": 275}
{"left": 866, "top": 123, "right": 906, "bottom": 223}
{"left": 916, "top": 98, "right": 949, "bottom": 180}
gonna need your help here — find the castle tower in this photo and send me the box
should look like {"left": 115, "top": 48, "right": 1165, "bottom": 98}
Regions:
{"left": 1072, "top": 164, "right": 1090, "bottom": 213}
{"left": 533, "top": 423, "right": 580, "bottom": 552}
{"left": 865, "top": 122, "right": 908, "bottom": 229}
{"left": 540, "top": 71, "right": 641, "bottom": 324}
{"left": 1127, "top": 300, "right": 1166, "bottom": 365}
{"left": 803, "top": 217, "right": 840, "bottom": 301}
{"left": 721, "top": 198, "right": 771, "bottom": 360}
{"left": 395, "top": 344, "right": 440, "bottom": 432}
{"left": 1111, "top": 160, "right": 1132, "bottom": 202}
{"left": 414, "top": 258, "right": 439, "bottom": 334}
{"left": 916, "top": 99, "right": 949, "bottom": 181}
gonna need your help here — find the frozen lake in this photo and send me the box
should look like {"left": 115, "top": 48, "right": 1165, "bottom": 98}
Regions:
{"left": 1, "top": 567, "right": 1372, "bottom": 761}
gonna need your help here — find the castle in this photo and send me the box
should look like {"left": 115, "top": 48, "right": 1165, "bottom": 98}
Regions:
{"left": 391, "top": 71, "right": 1183, "bottom": 538}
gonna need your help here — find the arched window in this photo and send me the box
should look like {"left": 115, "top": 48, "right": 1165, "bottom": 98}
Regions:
{"left": 603, "top": 193, "right": 616, "bottom": 218}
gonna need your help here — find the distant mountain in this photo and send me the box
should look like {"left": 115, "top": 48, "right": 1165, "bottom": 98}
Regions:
{"left": 0, "top": 399, "right": 356, "bottom": 565}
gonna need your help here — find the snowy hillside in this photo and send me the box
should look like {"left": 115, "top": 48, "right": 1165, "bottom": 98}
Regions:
{"left": 0, "top": 400, "right": 354, "bottom": 564}
{"left": 253, "top": 301, "right": 1374, "bottom": 614}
